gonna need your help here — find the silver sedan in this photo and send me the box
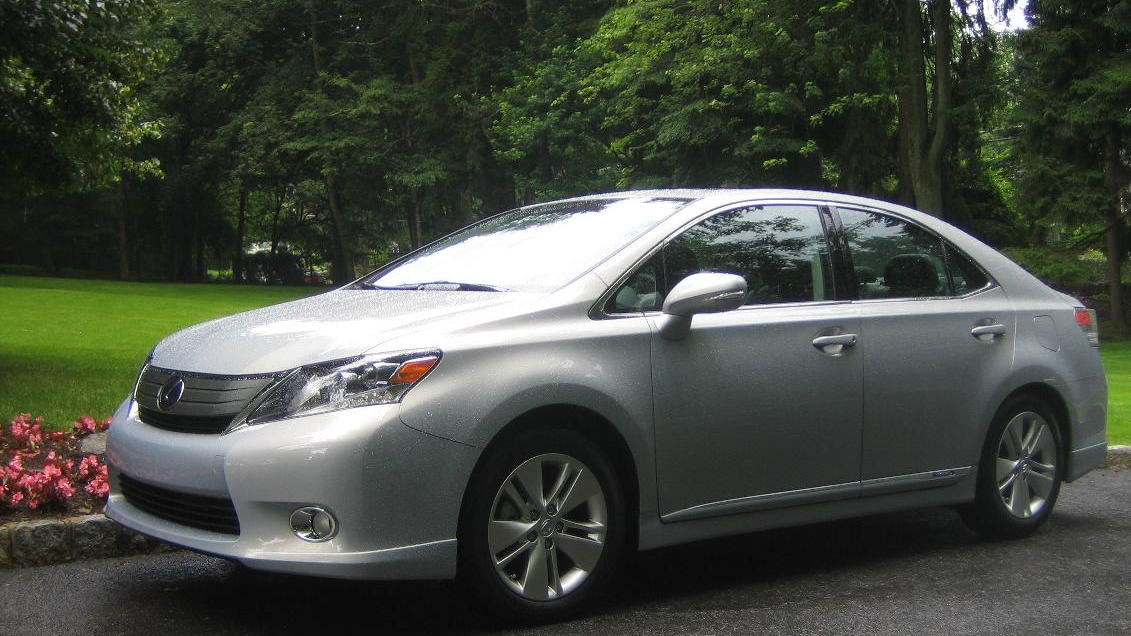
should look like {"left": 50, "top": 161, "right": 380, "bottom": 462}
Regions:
{"left": 105, "top": 189, "right": 1107, "bottom": 621}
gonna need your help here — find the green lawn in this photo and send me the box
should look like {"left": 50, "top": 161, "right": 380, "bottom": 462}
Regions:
{"left": 0, "top": 275, "right": 319, "bottom": 428}
{"left": 1099, "top": 339, "right": 1131, "bottom": 446}
{"left": 1, "top": 274, "right": 1128, "bottom": 444}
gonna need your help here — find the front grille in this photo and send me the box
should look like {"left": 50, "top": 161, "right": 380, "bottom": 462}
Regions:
{"left": 134, "top": 365, "right": 276, "bottom": 435}
{"left": 138, "top": 406, "right": 233, "bottom": 434}
{"left": 119, "top": 473, "right": 240, "bottom": 535}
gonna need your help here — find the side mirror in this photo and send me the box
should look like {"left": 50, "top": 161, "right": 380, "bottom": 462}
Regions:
{"left": 658, "top": 272, "right": 747, "bottom": 340}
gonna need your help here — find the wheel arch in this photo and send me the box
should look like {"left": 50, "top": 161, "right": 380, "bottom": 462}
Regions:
{"left": 994, "top": 382, "right": 1072, "bottom": 476}
{"left": 458, "top": 403, "right": 642, "bottom": 552}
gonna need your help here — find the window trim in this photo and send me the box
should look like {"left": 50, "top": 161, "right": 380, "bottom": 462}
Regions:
{"left": 593, "top": 199, "right": 844, "bottom": 318}
{"left": 829, "top": 204, "right": 997, "bottom": 304}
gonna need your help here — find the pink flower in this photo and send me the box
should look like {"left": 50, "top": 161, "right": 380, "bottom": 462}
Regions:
{"left": 78, "top": 455, "right": 101, "bottom": 479}
{"left": 84, "top": 474, "right": 109, "bottom": 499}
{"left": 73, "top": 415, "right": 99, "bottom": 437}
{"left": 54, "top": 477, "right": 75, "bottom": 500}
{"left": 8, "top": 414, "right": 44, "bottom": 449}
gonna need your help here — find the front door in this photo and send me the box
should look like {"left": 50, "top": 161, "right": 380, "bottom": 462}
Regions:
{"left": 643, "top": 204, "right": 864, "bottom": 521}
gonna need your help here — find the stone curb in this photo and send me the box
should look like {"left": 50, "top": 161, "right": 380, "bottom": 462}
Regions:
{"left": 0, "top": 447, "right": 1127, "bottom": 569}
{"left": 0, "top": 513, "right": 175, "bottom": 568}
{"left": 1105, "top": 445, "right": 1131, "bottom": 470}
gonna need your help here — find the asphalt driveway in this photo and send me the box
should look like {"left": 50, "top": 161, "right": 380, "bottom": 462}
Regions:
{"left": 3, "top": 469, "right": 1128, "bottom": 635}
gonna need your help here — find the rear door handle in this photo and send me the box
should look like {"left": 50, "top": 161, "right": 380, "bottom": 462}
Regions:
{"left": 971, "top": 324, "right": 1007, "bottom": 341}
{"left": 812, "top": 334, "right": 858, "bottom": 355}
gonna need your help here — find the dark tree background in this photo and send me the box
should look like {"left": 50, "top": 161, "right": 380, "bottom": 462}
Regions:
{"left": 1, "top": 0, "right": 1129, "bottom": 326}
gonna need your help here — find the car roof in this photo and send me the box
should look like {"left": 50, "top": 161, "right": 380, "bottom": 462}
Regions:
{"left": 554, "top": 188, "right": 935, "bottom": 222}
{"left": 558, "top": 187, "right": 896, "bottom": 205}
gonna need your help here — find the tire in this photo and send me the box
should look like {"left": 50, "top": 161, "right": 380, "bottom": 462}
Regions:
{"left": 961, "top": 395, "right": 1064, "bottom": 539}
{"left": 459, "top": 427, "right": 626, "bottom": 623}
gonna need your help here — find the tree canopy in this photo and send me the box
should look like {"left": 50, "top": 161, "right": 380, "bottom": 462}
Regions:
{"left": 0, "top": 0, "right": 162, "bottom": 195}
{"left": 1, "top": 0, "right": 1128, "bottom": 325}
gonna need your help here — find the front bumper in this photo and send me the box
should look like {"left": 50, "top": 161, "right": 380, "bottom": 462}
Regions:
{"left": 104, "top": 398, "right": 478, "bottom": 580}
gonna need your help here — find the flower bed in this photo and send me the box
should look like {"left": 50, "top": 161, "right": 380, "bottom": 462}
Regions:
{"left": 1, "top": 414, "right": 111, "bottom": 524}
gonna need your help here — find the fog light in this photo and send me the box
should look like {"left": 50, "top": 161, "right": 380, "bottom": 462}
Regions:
{"left": 290, "top": 506, "right": 337, "bottom": 542}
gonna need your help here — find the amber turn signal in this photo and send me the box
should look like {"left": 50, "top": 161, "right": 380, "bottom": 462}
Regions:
{"left": 390, "top": 355, "right": 440, "bottom": 384}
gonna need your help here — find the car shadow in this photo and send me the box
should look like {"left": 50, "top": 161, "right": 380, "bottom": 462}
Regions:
{"left": 151, "top": 505, "right": 1094, "bottom": 634}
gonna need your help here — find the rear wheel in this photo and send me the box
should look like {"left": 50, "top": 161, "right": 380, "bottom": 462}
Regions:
{"left": 961, "top": 395, "right": 1063, "bottom": 539}
{"left": 459, "top": 428, "right": 625, "bottom": 622}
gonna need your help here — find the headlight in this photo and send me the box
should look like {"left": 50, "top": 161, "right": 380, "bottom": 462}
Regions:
{"left": 131, "top": 347, "right": 156, "bottom": 403}
{"left": 230, "top": 350, "right": 441, "bottom": 430}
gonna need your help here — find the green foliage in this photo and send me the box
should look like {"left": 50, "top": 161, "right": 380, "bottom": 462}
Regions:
{"left": 0, "top": 0, "right": 1124, "bottom": 295}
{"left": 0, "top": 0, "right": 165, "bottom": 195}
{"left": 493, "top": 0, "right": 902, "bottom": 200}
{"left": 1012, "top": 0, "right": 1131, "bottom": 226}
{"left": 1001, "top": 247, "right": 1104, "bottom": 287}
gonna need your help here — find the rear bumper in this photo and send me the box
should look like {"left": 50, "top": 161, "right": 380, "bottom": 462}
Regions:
{"left": 105, "top": 398, "right": 478, "bottom": 580}
{"left": 1064, "top": 374, "right": 1108, "bottom": 482}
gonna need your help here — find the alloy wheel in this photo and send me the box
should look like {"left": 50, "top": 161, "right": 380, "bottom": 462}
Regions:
{"left": 487, "top": 453, "right": 607, "bottom": 601}
{"left": 995, "top": 411, "right": 1058, "bottom": 519}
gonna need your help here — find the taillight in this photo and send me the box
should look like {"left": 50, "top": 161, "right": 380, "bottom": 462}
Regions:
{"left": 1074, "top": 307, "right": 1099, "bottom": 347}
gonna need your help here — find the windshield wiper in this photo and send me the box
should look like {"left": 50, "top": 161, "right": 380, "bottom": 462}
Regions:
{"left": 357, "top": 280, "right": 509, "bottom": 292}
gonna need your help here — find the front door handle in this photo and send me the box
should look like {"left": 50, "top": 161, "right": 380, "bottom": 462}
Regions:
{"left": 971, "top": 323, "right": 1007, "bottom": 341}
{"left": 812, "top": 333, "right": 858, "bottom": 355}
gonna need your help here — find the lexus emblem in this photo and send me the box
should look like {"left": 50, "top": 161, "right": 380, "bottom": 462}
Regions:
{"left": 157, "top": 375, "right": 185, "bottom": 411}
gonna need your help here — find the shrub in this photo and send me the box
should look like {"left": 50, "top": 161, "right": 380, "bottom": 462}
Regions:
{"left": 1001, "top": 247, "right": 1103, "bottom": 289}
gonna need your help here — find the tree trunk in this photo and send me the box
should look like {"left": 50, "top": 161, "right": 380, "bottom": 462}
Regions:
{"left": 896, "top": 0, "right": 951, "bottom": 217}
{"left": 234, "top": 181, "right": 247, "bottom": 283}
{"left": 1105, "top": 130, "right": 1128, "bottom": 332}
{"left": 114, "top": 179, "right": 129, "bottom": 280}
{"left": 308, "top": 1, "right": 355, "bottom": 284}
{"left": 268, "top": 188, "right": 285, "bottom": 283}
{"left": 1105, "top": 215, "right": 1126, "bottom": 332}
{"left": 406, "top": 48, "right": 424, "bottom": 251}
{"left": 922, "top": 0, "right": 952, "bottom": 216}
{"left": 171, "top": 137, "right": 193, "bottom": 281}
{"left": 194, "top": 201, "right": 204, "bottom": 281}
{"left": 324, "top": 173, "right": 355, "bottom": 283}
{"left": 407, "top": 201, "right": 422, "bottom": 250}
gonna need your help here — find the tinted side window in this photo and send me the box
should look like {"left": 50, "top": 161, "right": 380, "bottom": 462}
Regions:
{"left": 608, "top": 253, "right": 664, "bottom": 312}
{"left": 944, "top": 243, "right": 990, "bottom": 294}
{"left": 837, "top": 208, "right": 949, "bottom": 299}
{"left": 665, "top": 205, "right": 833, "bottom": 306}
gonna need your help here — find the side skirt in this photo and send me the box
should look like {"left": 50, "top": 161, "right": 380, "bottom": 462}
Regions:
{"left": 640, "top": 467, "right": 975, "bottom": 552}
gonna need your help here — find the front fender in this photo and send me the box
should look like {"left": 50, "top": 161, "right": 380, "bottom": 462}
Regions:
{"left": 396, "top": 316, "right": 659, "bottom": 515}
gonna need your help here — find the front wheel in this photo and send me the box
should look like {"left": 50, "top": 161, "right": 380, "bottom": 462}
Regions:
{"left": 961, "top": 396, "right": 1063, "bottom": 539}
{"left": 459, "top": 428, "right": 626, "bottom": 622}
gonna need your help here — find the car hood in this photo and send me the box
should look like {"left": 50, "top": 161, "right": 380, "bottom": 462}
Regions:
{"left": 149, "top": 288, "right": 532, "bottom": 375}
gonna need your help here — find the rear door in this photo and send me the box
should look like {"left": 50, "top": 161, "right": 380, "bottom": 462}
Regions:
{"left": 834, "top": 206, "right": 1014, "bottom": 490}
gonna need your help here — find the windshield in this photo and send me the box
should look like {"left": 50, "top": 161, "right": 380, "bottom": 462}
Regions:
{"left": 355, "top": 196, "right": 692, "bottom": 293}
